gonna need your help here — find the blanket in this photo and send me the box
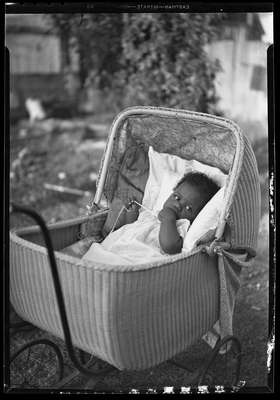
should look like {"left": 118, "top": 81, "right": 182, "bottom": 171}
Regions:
{"left": 82, "top": 209, "right": 190, "bottom": 265}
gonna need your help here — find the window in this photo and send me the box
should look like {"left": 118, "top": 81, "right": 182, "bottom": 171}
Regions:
{"left": 250, "top": 65, "right": 267, "bottom": 93}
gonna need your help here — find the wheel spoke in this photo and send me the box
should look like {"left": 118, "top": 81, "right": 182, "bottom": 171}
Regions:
{"left": 26, "top": 349, "right": 60, "bottom": 388}
{"left": 29, "top": 369, "right": 60, "bottom": 389}
{"left": 24, "top": 346, "right": 31, "bottom": 376}
{"left": 27, "top": 344, "right": 48, "bottom": 385}
{"left": 10, "top": 339, "right": 64, "bottom": 389}
{"left": 204, "top": 371, "right": 224, "bottom": 386}
{"left": 11, "top": 359, "right": 29, "bottom": 386}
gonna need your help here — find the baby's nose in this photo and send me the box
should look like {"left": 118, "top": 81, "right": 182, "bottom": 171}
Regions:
{"left": 175, "top": 202, "right": 182, "bottom": 212}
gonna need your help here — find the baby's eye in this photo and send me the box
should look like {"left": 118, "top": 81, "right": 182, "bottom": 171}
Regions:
{"left": 174, "top": 194, "right": 180, "bottom": 201}
{"left": 185, "top": 205, "right": 193, "bottom": 212}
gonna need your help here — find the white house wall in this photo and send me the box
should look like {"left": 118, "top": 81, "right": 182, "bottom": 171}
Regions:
{"left": 6, "top": 33, "right": 61, "bottom": 74}
{"left": 207, "top": 39, "right": 269, "bottom": 123}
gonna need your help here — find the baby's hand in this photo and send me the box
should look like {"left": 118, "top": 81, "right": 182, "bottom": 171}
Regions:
{"left": 158, "top": 207, "right": 177, "bottom": 221}
{"left": 124, "top": 196, "right": 139, "bottom": 213}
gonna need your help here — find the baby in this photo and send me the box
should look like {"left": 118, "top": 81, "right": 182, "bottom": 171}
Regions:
{"left": 125, "top": 171, "right": 220, "bottom": 255}
{"left": 79, "top": 171, "right": 220, "bottom": 264}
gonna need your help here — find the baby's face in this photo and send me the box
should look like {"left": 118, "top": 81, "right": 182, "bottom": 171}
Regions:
{"left": 163, "top": 181, "right": 207, "bottom": 223}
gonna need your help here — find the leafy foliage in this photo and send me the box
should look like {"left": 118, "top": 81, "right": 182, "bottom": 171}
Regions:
{"left": 47, "top": 13, "right": 223, "bottom": 113}
{"left": 120, "top": 13, "right": 222, "bottom": 112}
{"left": 46, "top": 14, "right": 124, "bottom": 87}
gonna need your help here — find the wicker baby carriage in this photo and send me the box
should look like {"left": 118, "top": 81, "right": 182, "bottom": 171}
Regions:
{"left": 9, "top": 106, "right": 260, "bottom": 389}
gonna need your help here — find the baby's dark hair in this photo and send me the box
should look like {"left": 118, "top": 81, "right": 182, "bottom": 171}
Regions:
{"left": 174, "top": 171, "right": 220, "bottom": 204}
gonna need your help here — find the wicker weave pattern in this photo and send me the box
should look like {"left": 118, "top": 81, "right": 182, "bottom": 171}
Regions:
{"left": 227, "top": 134, "right": 260, "bottom": 255}
{"left": 10, "top": 228, "right": 219, "bottom": 370}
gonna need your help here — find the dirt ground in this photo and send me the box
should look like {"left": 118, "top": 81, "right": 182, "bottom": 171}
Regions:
{"left": 7, "top": 114, "right": 273, "bottom": 393}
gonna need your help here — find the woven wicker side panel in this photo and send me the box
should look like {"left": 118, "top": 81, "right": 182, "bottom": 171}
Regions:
{"left": 48, "top": 225, "right": 82, "bottom": 250}
{"left": 13, "top": 223, "right": 82, "bottom": 251}
{"left": 10, "top": 234, "right": 220, "bottom": 371}
{"left": 55, "top": 253, "right": 219, "bottom": 371}
{"left": 96, "top": 254, "right": 219, "bottom": 370}
{"left": 91, "top": 254, "right": 219, "bottom": 371}
{"left": 10, "top": 241, "right": 63, "bottom": 332}
{"left": 227, "top": 135, "right": 261, "bottom": 255}
{"left": 10, "top": 237, "right": 109, "bottom": 361}
{"left": 104, "top": 115, "right": 235, "bottom": 202}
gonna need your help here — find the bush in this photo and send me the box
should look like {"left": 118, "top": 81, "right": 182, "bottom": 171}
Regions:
{"left": 47, "top": 13, "right": 223, "bottom": 114}
{"left": 120, "top": 13, "right": 222, "bottom": 112}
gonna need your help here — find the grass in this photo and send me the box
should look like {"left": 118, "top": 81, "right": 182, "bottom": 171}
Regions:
{"left": 6, "top": 113, "right": 272, "bottom": 393}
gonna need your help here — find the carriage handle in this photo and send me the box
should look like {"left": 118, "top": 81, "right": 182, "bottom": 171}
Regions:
{"left": 94, "top": 106, "right": 244, "bottom": 240}
{"left": 10, "top": 202, "right": 116, "bottom": 377}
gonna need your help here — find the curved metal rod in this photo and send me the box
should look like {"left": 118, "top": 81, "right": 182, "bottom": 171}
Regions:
{"left": 10, "top": 203, "right": 116, "bottom": 377}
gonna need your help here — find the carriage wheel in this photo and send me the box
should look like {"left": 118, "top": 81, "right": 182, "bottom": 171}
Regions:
{"left": 198, "top": 335, "right": 242, "bottom": 387}
{"left": 10, "top": 339, "right": 64, "bottom": 389}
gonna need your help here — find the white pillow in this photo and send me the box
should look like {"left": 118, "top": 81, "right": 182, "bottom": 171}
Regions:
{"left": 142, "top": 146, "right": 227, "bottom": 252}
{"left": 154, "top": 169, "right": 182, "bottom": 212}
{"left": 143, "top": 146, "right": 227, "bottom": 211}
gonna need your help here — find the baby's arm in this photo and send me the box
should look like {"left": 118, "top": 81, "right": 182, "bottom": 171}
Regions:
{"left": 124, "top": 196, "right": 140, "bottom": 224}
{"left": 158, "top": 208, "right": 183, "bottom": 254}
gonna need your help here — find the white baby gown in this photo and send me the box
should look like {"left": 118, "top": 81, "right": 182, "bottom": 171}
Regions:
{"left": 82, "top": 210, "right": 190, "bottom": 266}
